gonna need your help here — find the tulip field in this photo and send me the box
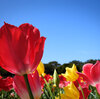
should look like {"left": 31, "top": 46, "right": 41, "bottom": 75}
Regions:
{"left": 0, "top": 23, "right": 100, "bottom": 99}
{"left": 0, "top": 62, "right": 100, "bottom": 99}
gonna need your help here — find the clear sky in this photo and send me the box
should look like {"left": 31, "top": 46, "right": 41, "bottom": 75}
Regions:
{"left": 0, "top": 0, "right": 100, "bottom": 64}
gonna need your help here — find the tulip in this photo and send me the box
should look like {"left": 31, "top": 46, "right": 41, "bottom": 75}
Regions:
{"left": 40, "top": 74, "right": 52, "bottom": 89}
{"left": 53, "top": 69, "right": 60, "bottom": 87}
{"left": 0, "top": 76, "right": 13, "bottom": 91}
{"left": 59, "top": 75, "right": 70, "bottom": 88}
{"left": 62, "top": 64, "right": 79, "bottom": 81}
{"left": 13, "top": 70, "right": 41, "bottom": 99}
{"left": 0, "top": 22, "right": 46, "bottom": 75}
{"left": 77, "top": 61, "right": 100, "bottom": 94}
{"left": 55, "top": 82, "right": 79, "bottom": 99}
{"left": 79, "top": 88, "right": 91, "bottom": 99}
{"left": 74, "top": 76, "right": 91, "bottom": 99}
{"left": 37, "top": 61, "right": 45, "bottom": 76}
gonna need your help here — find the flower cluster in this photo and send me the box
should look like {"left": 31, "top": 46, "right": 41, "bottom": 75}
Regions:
{"left": 38, "top": 63, "right": 91, "bottom": 99}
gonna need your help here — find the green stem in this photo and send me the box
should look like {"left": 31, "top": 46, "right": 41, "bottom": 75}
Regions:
{"left": 58, "top": 88, "right": 61, "bottom": 99}
{"left": 41, "top": 74, "right": 54, "bottom": 99}
{"left": 90, "top": 92, "right": 96, "bottom": 98}
{"left": 1, "top": 92, "right": 3, "bottom": 99}
{"left": 24, "top": 74, "right": 34, "bottom": 99}
{"left": 76, "top": 80, "right": 85, "bottom": 99}
{"left": 44, "top": 87, "right": 50, "bottom": 98}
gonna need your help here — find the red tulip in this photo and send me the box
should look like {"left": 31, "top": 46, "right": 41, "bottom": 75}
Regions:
{"left": 74, "top": 76, "right": 91, "bottom": 99}
{"left": 13, "top": 70, "right": 41, "bottom": 99}
{"left": 40, "top": 74, "right": 52, "bottom": 89}
{"left": 77, "top": 61, "right": 100, "bottom": 94}
{"left": 59, "top": 75, "right": 70, "bottom": 88}
{"left": 0, "top": 76, "right": 13, "bottom": 91}
{"left": 0, "top": 23, "right": 46, "bottom": 75}
{"left": 74, "top": 75, "right": 89, "bottom": 89}
{"left": 79, "top": 88, "right": 91, "bottom": 99}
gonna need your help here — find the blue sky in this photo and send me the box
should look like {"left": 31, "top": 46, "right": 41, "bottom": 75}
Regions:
{"left": 0, "top": 0, "right": 100, "bottom": 64}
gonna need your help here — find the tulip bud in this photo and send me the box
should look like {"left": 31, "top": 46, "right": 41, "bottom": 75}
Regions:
{"left": 53, "top": 69, "right": 60, "bottom": 87}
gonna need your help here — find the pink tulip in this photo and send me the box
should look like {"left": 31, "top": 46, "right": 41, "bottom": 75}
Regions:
{"left": 13, "top": 70, "right": 41, "bottom": 99}
{"left": 78, "top": 61, "right": 100, "bottom": 94}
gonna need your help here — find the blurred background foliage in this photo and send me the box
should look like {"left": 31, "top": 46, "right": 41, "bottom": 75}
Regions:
{"left": 44, "top": 59, "right": 99, "bottom": 75}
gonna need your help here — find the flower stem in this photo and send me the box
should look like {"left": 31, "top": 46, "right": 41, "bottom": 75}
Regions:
{"left": 58, "top": 88, "right": 61, "bottom": 99}
{"left": 24, "top": 74, "right": 34, "bottom": 99}
{"left": 76, "top": 80, "right": 85, "bottom": 99}
{"left": 41, "top": 74, "right": 54, "bottom": 99}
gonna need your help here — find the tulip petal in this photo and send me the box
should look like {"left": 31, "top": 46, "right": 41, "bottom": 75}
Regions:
{"left": 62, "top": 64, "right": 79, "bottom": 81}
{"left": 83, "top": 63, "right": 93, "bottom": 81}
{"left": 3, "top": 23, "right": 28, "bottom": 61}
{"left": 28, "top": 70, "right": 41, "bottom": 99}
{"left": 31, "top": 37, "right": 46, "bottom": 72}
{"left": 0, "top": 23, "right": 25, "bottom": 74}
{"left": 96, "top": 83, "right": 100, "bottom": 94}
{"left": 19, "top": 23, "right": 40, "bottom": 41}
{"left": 79, "top": 88, "right": 91, "bottom": 99}
{"left": 37, "top": 61, "right": 45, "bottom": 75}
{"left": 13, "top": 74, "right": 30, "bottom": 99}
{"left": 91, "top": 61, "right": 100, "bottom": 84}
{"left": 13, "top": 70, "right": 41, "bottom": 99}
{"left": 77, "top": 72, "right": 94, "bottom": 86}
{"left": 60, "top": 82, "right": 80, "bottom": 99}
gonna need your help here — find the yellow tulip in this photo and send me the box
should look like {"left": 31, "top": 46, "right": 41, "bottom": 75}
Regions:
{"left": 62, "top": 64, "right": 79, "bottom": 81}
{"left": 37, "top": 61, "right": 45, "bottom": 76}
{"left": 56, "top": 82, "right": 79, "bottom": 99}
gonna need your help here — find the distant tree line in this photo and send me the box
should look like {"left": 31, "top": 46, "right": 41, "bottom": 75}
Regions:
{"left": 0, "top": 59, "right": 100, "bottom": 77}
{"left": 44, "top": 59, "right": 100, "bottom": 75}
